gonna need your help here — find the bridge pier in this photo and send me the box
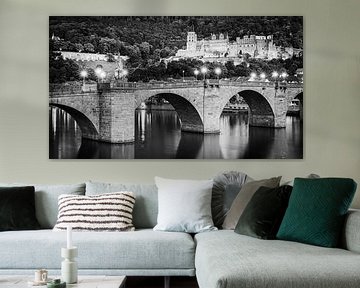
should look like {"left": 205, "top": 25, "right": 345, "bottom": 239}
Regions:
{"left": 247, "top": 92, "right": 288, "bottom": 128}
{"left": 202, "top": 88, "right": 222, "bottom": 134}
{"left": 99, "top": 91, "right": 135, "bottom": 143}
{"left": 273, "top": 94, "right": 288, "bottom": 128}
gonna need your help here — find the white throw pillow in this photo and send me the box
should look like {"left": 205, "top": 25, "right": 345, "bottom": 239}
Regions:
{"left": 53, "top": 192, "right": 135, "bottom": 232}
{"left": 154, "top": 177, "right": 217, "bottom": 233}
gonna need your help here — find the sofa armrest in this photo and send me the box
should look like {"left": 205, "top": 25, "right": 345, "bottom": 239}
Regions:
{"left": 342, "top": 209, "right": 360, "bottom": 253}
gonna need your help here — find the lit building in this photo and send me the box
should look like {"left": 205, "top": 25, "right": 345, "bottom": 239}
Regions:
{"left": 175, "top": 31, "right": 299, "bottom": 62}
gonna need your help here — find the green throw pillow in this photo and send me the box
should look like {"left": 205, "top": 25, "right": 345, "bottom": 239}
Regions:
{"left": 277, "top": 178, "right": 357, "bottom": 247}
{"left": 0, "top": 186, "right": 41, "bottom": 231}
{"left": 235, "top": 185, "right": 292, "bottom": 239}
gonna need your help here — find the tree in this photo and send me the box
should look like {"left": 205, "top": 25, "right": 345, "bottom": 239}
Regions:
{"left": 49, "top": 51, "right": 80, "bottom": 83}
{"left": 139, "top": 42, "right": 152, "bottom": 60}
{"left": 84, "top": 43, "right": 95, "bottom": 52}
{"left": 74, "top": 43, "right": 84, "bottom": 52}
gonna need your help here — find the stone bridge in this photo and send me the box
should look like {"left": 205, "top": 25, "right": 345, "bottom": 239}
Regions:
{"left": 49, "top": 80, "right": 303, "bottom": 143}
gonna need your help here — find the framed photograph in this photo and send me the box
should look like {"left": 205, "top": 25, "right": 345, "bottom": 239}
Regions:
{"left": 49, "top": 16, "right": 303, "bottom": 159}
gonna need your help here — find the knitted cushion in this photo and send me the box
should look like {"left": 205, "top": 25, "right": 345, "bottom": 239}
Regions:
{"left": 53, "top": 192, "right": 136, "bottom": 231}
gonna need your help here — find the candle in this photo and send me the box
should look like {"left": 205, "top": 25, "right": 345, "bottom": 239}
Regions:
{"left": 67, "top": 225, "right": 72, "bottom": 249}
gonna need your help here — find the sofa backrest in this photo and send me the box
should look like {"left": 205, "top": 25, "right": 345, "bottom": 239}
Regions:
{"left": 86, "top": 181, "right": 158, "bottom": 229}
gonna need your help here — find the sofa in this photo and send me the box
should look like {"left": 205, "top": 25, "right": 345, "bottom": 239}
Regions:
{"left": 0, "top": 178, "right": 360, "bottom": 288}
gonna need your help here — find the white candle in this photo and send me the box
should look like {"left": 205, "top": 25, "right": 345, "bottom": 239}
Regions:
{"left": 67, "top": 225, "right": 72, "bottom": 249}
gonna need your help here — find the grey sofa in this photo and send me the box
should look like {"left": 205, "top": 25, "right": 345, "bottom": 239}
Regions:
{"left": 0, "top": 181, "right": 359, "bottom": 288}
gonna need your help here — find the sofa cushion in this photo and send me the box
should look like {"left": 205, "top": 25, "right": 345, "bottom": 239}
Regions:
{"left": 153, "top": 177, "right": 216, "bottom": 233}
{"left": 195, "top": 230, "right": 360, "bottom": 288}
{"left": 212, "top": 171, "right": 251, "bottom": 228}
{"left": 53, "top": 192, "right": 136, "bottom": 232}
{"left": 0, "top": 229, "right": 195, "bottom": 272}
{"left": 86, "top": 182, "right": 158, "bottom": 229}
{"left": 277, "top": 178, "right": 357, "bottom": 247}
{"left": 0, "top": 186, "right": 40, "bottom": 231}
{"left": 234, "top": 185, "right": 292, "bottom": 239}
{"left": 222, "top": 176, "right": 281, "bottom": 229}
{"left": 0, "top": 183, "right": 86, "bottom": 229}
{"left": 342, "top": 209, "right": 360, "bottom": 253}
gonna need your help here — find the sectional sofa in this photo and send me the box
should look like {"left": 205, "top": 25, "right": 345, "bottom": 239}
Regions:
{"left": 0, "top": 179, "right": 359, "bottom": 288}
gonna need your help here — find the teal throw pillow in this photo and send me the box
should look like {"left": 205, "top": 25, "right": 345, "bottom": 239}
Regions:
{"left": 277, "top": 178, "right": 357, "bottom": 247}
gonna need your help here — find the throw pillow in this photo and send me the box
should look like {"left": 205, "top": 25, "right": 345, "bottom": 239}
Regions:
{"left": 0, "top": 186, "right": 41, "bottom": 231}
{"left": 283, "top": 173, "right": 320, "bottom": 186}
{"left": 153, "top": 177, "right": 217, "bottom": 233}
{"left": 212, "top": 171, "right": 252, "bottom": 228}
{"left": 222, "top": 176, "right": 281, "bottom": 230}
{"left": 234, "top": 185, "right": 293, "bottom": 239}
{"left": 277, "top": 178, "right": 357, "bottom": 248}
{"left": 53, "top": 192, "right": 136, "bottom": 231}
{"left": 86, "top": 181, "right": 158, "bottom": 229}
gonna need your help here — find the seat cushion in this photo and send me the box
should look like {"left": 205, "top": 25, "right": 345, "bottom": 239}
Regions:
{"left": 0, "top": 229, "right": 195, "bottom": 271}
{"left": 195, "top": 230, "right": 360, "bottom": 288}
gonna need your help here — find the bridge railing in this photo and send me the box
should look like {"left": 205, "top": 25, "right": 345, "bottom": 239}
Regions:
{"left": 49, "top": 80, "right": 303, "bottom": 95}
{"left": 49, "top": 83, "right": 98, "bottom": 96}
{"left": 133, "top": 81, "right": 204, "bottom": 90}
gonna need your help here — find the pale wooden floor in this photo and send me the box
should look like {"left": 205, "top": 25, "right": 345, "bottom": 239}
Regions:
{"left": 126, "top": 276, "right": 199, "bottom": 288}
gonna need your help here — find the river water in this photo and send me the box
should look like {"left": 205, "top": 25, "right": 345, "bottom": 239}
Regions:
{"left": 49, "top": 107, "right": 303, "bottom": 159}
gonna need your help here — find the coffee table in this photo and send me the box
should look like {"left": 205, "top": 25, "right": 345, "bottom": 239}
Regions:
{"left": 0, "top": 275, "right": 126, "bottom": 288}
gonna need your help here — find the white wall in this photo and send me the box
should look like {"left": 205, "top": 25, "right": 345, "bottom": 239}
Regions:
{"left": 0, "top": 0, "right": 359, "bottom": 208}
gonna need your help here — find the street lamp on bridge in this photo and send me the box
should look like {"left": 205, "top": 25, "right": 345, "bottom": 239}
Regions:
{"left": 260, "top": 72, "right": 266, "bottom": 81}
{"left": 214, "top": 67, "right": 222, "bottom": 81}
{"left": 249, "top": 72, "right": 257, "bottom": 81}
{"left": 194, "top": 69, "right": 199, "bottom": 81}
{"left": 280, "top": 72, "right": 288, "bottom": 81}
{"left": 280, "top": 72, "right": 288, "bottom": 92}
{"left": 80, "top": 70, "right": 88, "bottom": 86}
{"left": 272, "top": 71, "right": 279, "bottom": 91}
{"left": 201, "top": 66, "right": 208, "bottom": 82}
{"left": 200, "top": 66, "right": 208, "bottom": 129}
{"left": 95, "top": 67, "right": 103, "bottom": 83}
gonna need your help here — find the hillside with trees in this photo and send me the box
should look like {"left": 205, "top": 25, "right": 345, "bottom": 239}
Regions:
{"left": 49, "top": 16, "right": 303, "bottom": 83}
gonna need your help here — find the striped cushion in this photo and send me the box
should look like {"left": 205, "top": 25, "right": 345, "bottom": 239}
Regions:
{"left": 53, "top": 192, "right": 136, "bottom": 232}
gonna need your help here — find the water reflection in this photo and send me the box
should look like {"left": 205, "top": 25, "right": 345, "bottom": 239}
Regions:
{"left": 49, "top": 107, "right": 303, "bottom": 159}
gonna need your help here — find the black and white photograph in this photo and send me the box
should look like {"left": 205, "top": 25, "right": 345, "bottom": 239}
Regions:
{"left": 49, "top": 16, "right": 303, "bottom": 159}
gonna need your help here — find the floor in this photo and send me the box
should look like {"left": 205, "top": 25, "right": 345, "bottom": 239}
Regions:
{"left": 126, "top": 276, "right": 199, "bottom": 288}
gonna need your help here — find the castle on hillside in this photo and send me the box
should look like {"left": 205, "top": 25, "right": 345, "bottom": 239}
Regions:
{"left": 175, "top": 31, "right": 300, "bottom": 62}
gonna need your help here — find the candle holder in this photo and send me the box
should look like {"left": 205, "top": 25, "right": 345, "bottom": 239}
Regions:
{"left": 61, "top": 247, "right": 78, "bottom": 284}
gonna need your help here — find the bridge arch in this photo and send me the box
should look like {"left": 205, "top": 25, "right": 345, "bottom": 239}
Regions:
{"left": 291, "top": 91, "right": 303, "bottom": 119}
{"left": 138, "top": 92, "right": 204, "bottom": 133}
{"left": 49, "top": 103, "right": 99, "bottom": 140}
{"left": 220, "top": 89, "right": 275, "bottom": 127}
{"left": 294, "top": 91, "right": 303, "bottom": 103}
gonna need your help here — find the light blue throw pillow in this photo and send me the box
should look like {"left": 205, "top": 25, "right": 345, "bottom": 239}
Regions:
{"left": 153, "top": 177, "right": 217, "bottom": 233}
